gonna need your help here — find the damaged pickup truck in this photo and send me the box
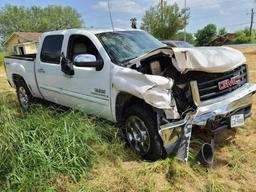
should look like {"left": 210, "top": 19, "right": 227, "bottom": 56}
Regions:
{"left": 4, "top": 29, "right": 256, "bottom": 164}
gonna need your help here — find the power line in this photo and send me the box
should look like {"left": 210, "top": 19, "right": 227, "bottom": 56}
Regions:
{"left": 224, "top": 22, "right": 251, "bottom": 28}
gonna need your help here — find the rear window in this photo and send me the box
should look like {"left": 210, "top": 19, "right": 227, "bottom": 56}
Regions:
{"left": 40, "top": 35, "right": 64, "bottom": 64}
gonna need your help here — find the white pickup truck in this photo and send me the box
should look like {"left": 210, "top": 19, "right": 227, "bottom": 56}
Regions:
{"left": 4, "top": 29, "right": 256, "bottom": 163}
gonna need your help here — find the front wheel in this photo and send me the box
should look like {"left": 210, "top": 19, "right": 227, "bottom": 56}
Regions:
{"left": 124, "top": 105, "right": 164, "bottom": 161}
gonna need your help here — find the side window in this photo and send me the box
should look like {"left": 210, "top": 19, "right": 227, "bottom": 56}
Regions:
{"left": 67, "top": 35, "right": 101, "bottom": 61}
{"left": 40, "top": 35, "right": 64, "bottom": 64}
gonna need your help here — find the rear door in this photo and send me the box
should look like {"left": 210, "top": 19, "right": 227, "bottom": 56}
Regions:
{"left": 35, "top": 34, "right": 64, "bottom": 104}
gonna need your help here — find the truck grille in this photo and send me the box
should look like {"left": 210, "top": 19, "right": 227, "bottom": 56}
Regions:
{"left": 196, "top": 64, "right": 248, "bottom": 101}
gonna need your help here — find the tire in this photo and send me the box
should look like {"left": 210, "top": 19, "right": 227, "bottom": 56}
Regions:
{"left": 124, "top": 105, "right": 163, "bottom": 161}
{"left": 15, "top": 79, "right": 34, "bottom": 112}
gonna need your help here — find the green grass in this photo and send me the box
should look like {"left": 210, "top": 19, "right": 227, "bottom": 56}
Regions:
{"left": 0, "top": 93, "right": 125, "bottom": 191}
{"left": 0, "top": 51, "right": 5, "bottom": 66}
{"left": 0, "top": 62, "right": 256, "bottom": 191}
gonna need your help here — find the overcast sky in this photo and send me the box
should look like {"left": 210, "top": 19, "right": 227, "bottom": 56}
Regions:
{"left": 0, "top": 0, "right": 256, "bottom": 33}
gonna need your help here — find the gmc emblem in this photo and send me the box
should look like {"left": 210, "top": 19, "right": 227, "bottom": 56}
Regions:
{"left": 218, "top": 76, "right": 241, "bottom": 90}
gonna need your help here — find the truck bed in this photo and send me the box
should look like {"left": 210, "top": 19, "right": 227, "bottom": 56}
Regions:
{"left": 4, "top": 54, "right": 42, "bottom": 98}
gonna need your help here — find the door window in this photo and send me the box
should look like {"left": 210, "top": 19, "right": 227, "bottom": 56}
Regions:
{"left": 67, "top": 35, "right": 101, "bottom": 61}
{"left": 40, "top": 35, "right": 64, "bottom": 64}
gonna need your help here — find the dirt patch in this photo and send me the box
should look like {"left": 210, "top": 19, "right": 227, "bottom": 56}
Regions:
{"left": 235, "top": 47, "right": 256, "bottom": 113}
{"left": 0, "top": 73, "right": 6, "bottom": 78}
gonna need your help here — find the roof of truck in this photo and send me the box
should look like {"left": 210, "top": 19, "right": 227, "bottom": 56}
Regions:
{"left": 43, "top": 28, "right": 142, "bottom": 36}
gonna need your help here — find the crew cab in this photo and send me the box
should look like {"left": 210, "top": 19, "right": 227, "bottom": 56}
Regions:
{"left": 4, "top": 29, "right": 256, "bottom": 162}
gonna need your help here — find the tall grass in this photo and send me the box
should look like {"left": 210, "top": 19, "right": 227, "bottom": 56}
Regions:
{"left": 0, "top": 51, "right": 5, "bottom": 66}
{"left": 0, "top": 95, "right": 123, "bottom": 191}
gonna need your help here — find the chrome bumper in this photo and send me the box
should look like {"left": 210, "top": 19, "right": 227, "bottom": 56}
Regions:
{"left": 159, "top": 83, "right": 256, "bottom": 148}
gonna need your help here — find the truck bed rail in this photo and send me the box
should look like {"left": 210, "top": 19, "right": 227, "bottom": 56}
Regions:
{"left": 5, "top": 54, "right": 36, "bottom": 61}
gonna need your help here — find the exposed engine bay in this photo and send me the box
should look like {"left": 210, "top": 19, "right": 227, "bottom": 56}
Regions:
{"left": 112, "top": 46, "right": 252, "bottom": 165}
{"left": 123, "top": 46, "right": 247, "bottom": 119}
{"left": 128, "top": 51, "right": 195, "bottom": 117}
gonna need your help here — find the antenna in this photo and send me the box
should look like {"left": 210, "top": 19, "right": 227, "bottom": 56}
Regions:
{"left": 107, "top": 0, "right": 115, "bottom": 31}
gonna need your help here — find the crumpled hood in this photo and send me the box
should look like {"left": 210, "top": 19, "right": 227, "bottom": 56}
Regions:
{"left": 172, "top": 46, "right": 246, "bottom": 73}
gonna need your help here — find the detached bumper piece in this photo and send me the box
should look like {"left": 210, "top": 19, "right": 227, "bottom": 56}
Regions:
{"left": 159, "top": 83, "right": 256, "bottom": 163}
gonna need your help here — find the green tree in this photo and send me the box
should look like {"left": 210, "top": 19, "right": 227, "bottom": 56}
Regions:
{"left": 218, "top": 27, "right": 227, "bottom": 36}
{"left": 243, "top": 27, "right": 252, "bottom": 37}
{"left": 229, "top": 27, "right": 256, "bottom": 44}
{"left": 232, "top": 32, "right": 251, "bottom": 44}
{"left": 173, "top": 31, "right": 195, "bottom": 45}
{"left": 195, "top": 24, "right": 217, "bottom": 46}
{"left": 141, "top": 1, "right": 189, "bottom": 40}
{"left": 0, "top": 5, "right": 83, "bottom": 40}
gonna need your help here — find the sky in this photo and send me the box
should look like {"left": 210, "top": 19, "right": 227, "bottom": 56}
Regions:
{"left": 0, "top": 0, "right": 256, "bottom": 34}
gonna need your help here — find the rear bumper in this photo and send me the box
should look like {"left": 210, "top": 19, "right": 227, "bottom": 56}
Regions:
{"left": 159, "top": 83, "right": 256, "bottom": 149}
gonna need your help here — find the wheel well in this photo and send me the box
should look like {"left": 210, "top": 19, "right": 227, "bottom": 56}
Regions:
{"left": 115, "top": 92, "right": 154, "bottom": 123}
{"left": 12, "top": 74, "right": 25, "bottom": 87}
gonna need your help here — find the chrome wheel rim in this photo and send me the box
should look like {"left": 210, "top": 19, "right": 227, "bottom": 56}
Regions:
{"left": 18, "top": 86, "right": 29, "bottom": 110}
{"left": 125, "top": 116, "right": 150, "bottom": 155}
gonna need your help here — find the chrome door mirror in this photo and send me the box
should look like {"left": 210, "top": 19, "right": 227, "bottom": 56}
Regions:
{"left": 73, "top": 54, "right": 104, "bottom": 71}
{"left": 74, "top": 54, "right": 97, "bottom": 63}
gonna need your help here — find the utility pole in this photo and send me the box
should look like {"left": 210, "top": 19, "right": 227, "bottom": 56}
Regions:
{"left": 107, "top": 0, "right": 114, "bottom": 31}
{"left": 184, "top": 0, "right": 187, "bottom": 42}
{"left": 247, "top": 8, "right": 255, "bottom": 38}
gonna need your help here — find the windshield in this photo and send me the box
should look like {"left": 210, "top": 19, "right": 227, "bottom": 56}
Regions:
{"left": 96, "top": 31, "right": 165, "bottom": 64}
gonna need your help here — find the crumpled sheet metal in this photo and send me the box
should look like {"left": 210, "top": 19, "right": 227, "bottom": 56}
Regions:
{"left": 126, "top": 48, "right": 173, "bottom": 68}
{"left": 112, "top": 66, "right": 179, "bottom": 119}
{"left": 172, "top": 46, "right": 246, "bottom": 73}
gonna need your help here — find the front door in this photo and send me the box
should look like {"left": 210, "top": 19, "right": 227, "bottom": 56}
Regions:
{"left": 59, "top": 34, "right": 112, "bottom": 120}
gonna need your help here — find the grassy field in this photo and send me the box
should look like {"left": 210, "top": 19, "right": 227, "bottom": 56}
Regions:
{"left": 0, "top": 51, "right": 5, "bottom": 67}
{"left": 0, "top": 47, "right": 255, "bottom": 191}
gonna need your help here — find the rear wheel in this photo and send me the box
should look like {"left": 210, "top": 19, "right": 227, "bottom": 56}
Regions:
{"left": 124, "top": 105, "right": 163, "bottom": 161}
{"left": 16, "top": 80, "right": 33, "bottom": 112}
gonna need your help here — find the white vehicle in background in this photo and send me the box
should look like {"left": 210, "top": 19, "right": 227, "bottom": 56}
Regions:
{"left": 162, "top": 40, "right": 195, "bottom": 48}
{"left": 4, "top": 29, "right": 256, "bottom": 165}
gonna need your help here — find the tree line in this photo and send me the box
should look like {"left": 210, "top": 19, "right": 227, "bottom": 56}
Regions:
{"left": 141, "top": 1, "right": 256, "bottom": 46}
{"left": 0, "top": 2, "right": 255, "bottom": 47}
{"left": 0, "top": 5, "right": 83, "bottom": 43}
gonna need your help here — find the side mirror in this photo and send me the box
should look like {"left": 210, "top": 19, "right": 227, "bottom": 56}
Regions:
{"left": 61, "top": 53, "right": 74, "bottom": 76}
{"left": 74, "top": 54, "right": 104, "bottom": 71}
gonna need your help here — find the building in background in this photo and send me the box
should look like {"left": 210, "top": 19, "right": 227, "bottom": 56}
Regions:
{"left": 4, "top": 32, "right": 42, "bottom": 55}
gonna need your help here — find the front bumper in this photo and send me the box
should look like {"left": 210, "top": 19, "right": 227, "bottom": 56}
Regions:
{"left": 159, "top": 83, "right": 256, "bottom": 156}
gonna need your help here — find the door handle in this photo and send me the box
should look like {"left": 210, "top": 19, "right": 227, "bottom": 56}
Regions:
{"left": 38, "top": 68, "right": 46, "bottom": 73}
